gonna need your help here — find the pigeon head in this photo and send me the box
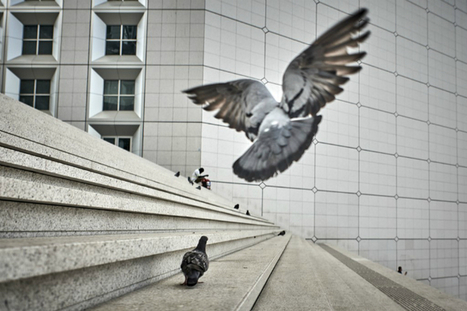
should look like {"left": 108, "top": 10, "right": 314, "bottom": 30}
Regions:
{"left": 195, "top": 236, "right": 208, "bottom": 253}
{"left": 187, "top": 270, "right": 201, "bottom": 286}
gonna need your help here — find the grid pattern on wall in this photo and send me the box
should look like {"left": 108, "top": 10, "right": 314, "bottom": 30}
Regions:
{"left": 197, "top": 0, "right": 467, "bottom": 301}
{"left": 0, "top": 0, "right": 466, "bottom": 302}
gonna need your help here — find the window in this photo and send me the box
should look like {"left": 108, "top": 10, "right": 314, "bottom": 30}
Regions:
{"left": 19, "top": 79, "right": 50, "bottom": 110}
{"left": 102, "top": 137, "right": 131, "bottom": 151}
{"left": 103, "top": 80, "right": 135, "bottom": 111}
{"left": 105, "top": 25, "right": 137, "bottom": 55}
{"left": 22, "top": 25, "right": 53, "bottom": 55}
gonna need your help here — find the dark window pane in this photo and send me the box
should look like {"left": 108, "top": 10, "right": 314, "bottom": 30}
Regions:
{"left": 35, "top": 96, "right": 50, "bottom": 110}
{"left": 20, "top": 80, "right": 35, "bottom": 94}
{"left": 103, "top": 96, "right": 118, "bottom": 110}
{"left": 103, "top": 80, "right": 119, "bottom": 94}
{"left": 38, "top": 41, "right": 53, "bottom": 54}
{"left": 119, "top": 96, "right": 134, "bottom": 111}
{"left": 122, "top": 25, "right": 137, "bottom": 39}
{"left": 103, "top": 137, "right": 116, "bottom": 144}
{"left": 118, "top": 138, "right": 131, "bottom": 151}
{"left": 23, "top": 25, "right": 38, "bottom": 39}
{"left": 19, "top": 96, "right": 34, "bottom": 107}
{"left": 22, "top": 41, "right": 37, "bottom": 55}
{"left": 120, "top": 80, "right": 135, "bottom": 94}
{"left": 36, "top": 80, "right": 51, "bottom": 94}
{"left": 39, "top": 25, "right": 54, "bottom": 39}
{"left": 121, "top": 41, "right": 136, "bottom": 55}
{"left": 106, "top": 25, "right": 121, "bottom": 39}
{"left": 105, "top": 41, "right": 120, "bottom": 55}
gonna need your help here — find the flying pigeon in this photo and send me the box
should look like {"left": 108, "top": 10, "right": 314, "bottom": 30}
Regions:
{"left": 183, "top": 9, "right": 370, "bottom": 182}
{"left": 181, "top": 236, "right": 209, "bottom": 286}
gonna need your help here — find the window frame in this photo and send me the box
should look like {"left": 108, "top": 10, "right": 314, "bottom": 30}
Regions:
{"left": 19, "top": 79, "right": 51, "bottom": 110}
{"left": 102, "top": 79, "right": 135, "bottom": 111}
{"left": 102, "top": 136, "right": 132, "bottom": 151}
{"left": 22, "top": 24, "right": 54, "bottom": 56}
{"left": 105, "top": 25, "right": 137, "bottom": 56}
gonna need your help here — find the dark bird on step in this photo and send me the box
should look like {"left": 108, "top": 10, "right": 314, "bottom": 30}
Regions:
{"left": 278, "top": 230, "right": 286, "bottom": 236}
{"left": 234, "top": 204, "right": 239, "bottom": 209}
{"left": 246, "top": 210, "right": 250, "bottom": 216}
{"left": 174, "top": 171, "right": 180, "bottom": 177}
{"left": 183, "top": 9, "right": 370, "bottom": 182}
{"left": 181, "top": 236, "right": 209, "bottom": 286}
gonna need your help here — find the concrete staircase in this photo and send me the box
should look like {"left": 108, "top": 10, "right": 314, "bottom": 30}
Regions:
{"left": 0, "top": 94, "right": 281, "bottom": 311}
{"left": 2, "top": 95, "right": 467, "bottom": 311}
{"left": 88, "top": 234, "right": 467, "bottom": 311}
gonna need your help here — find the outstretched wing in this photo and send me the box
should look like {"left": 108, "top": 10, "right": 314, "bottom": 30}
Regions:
{"left": 281, "top": 8, "right": 370, "bottom": 118}
{"left": 233, "top": 108, "right": 322, "bottom": 182}
{"left": 183, "top": 79, "right": 278, "bottom": 141}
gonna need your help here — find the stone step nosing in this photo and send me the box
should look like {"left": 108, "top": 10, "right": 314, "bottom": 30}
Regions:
{"left": 0, "top": 229, "right": 280, "bottom": 283}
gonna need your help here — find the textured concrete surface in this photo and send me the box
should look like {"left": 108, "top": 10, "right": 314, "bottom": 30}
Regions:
{"left": 253, "top": 236, "right": 406, "bottom": 311}
{"left": 90, "top": 234, "right": 291, "bottom": 311}
{"left": 0, "top": 230, "right": 278, "bottom": 283}
{"left": 0, "top": 95, "right": 282, "bottom": 310}
{"left": 0, "top": 94, "right": 246, "bottom": 213}
{"left": 1, "top": 235, "right": 276, "bottom": 311}
{"left": 0, "top": 201, "right": 268, "bottom": 238}
{"left": 323, "top": 243, "right": 467, "bottom": 311}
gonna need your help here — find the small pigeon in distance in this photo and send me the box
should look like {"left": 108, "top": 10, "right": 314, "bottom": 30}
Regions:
{"left": 246, "top": 210, "right": 250, "bottom": 216}
{"left": 183, "top": 9, "right": 370, "bottom": 182}
{"left": 181, "top": 236, "right": 209, "bottom": 286}
{"left": 174, "top": 171, "right": 180, "bottom": 177}
{"left": 234, "top": 204, "right": 239, "bottom": 209}
{"left": 278, "top": 230, "right": 286, "bottom": 236}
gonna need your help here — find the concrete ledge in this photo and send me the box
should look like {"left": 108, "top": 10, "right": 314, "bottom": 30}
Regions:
{"left": 0, "top": 230, "right": 278, "bottom": 283}
{"left": 0, "top": 93, "right": 283, "bottom": 310}
{"left": 0, "top": 201, "right": 272, "bottom": 238}
{"left": 90, "top": 234, "right": 291, "bottom": 311}
{"left": 0, "top": 94, "right": 236, "bottom": 210}
{"left": 1, "top": 234, "right": 278, "bottom": 311}
{"left": 322, "top": 243, "right": 467, "bottom": 311}
{"left": 1, "top": 164, "right": 270, "bottom": 227}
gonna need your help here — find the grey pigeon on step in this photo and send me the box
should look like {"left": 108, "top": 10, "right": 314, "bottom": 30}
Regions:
{"left": 181, "top": 236, "right": 209, "bottom": 286}
{"left": 183, "top": 9, "right": 370, "bottom": 182}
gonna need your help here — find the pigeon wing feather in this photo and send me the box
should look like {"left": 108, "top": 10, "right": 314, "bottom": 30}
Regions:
{"left": 281, "top": 8, "right": 370, "bottom": 118}
{"left": 183, "top": 79, "right": 278, "bottom": 141}
{"left": 233, "top": 109, "right": 322, "bottom": 182}
{"left": 181, "top": 249, "right": 209, "bottom": 277}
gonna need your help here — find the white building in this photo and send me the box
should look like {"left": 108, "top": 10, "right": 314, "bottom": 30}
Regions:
{"left": 1, "top": 0, "right": 466, "bottom": 300}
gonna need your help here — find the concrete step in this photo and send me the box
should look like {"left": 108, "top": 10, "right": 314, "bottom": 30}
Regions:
{"left": 1, "top": 153, "right": 268, "bottom": 239}
{"left": 305, "top": 241, "right": 405, "bottom": 311}
{"left": 322, "top": 243, "right": 467, "bottom": 311}
{"left": 0, "top": 94, "right": 283, "bottom": 311}
{"left": 90, "top": 234, "right": 291, "bottom": 311}
{"left": 252, "top": 236, "right": 405, "bottom": 311}
{"left": 0, "top": 230, "right": 281, "bottom": 311}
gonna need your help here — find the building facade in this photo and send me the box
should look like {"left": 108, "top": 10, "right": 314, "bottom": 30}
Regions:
{"left": 1, "top": 0, "right": 467, "bottom": 300}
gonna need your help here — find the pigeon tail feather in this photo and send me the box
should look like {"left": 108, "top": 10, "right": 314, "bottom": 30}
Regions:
{"left": 233, "top": 115, "right": 322, "bottom": 182}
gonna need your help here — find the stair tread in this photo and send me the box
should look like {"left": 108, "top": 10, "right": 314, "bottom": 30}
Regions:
{"left": 90, "top": 234, "right": 291, "bottom": 311}
{"left": 252, "top": 236, "right": 405, "bottom": 311}
{"left": 0, "top": 229, "right": 279, "bottom": 283}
